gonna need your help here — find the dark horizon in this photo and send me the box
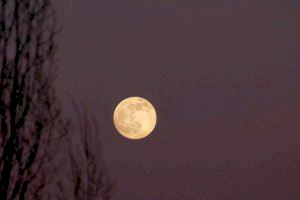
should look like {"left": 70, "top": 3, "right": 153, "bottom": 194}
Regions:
{"left": 55, "top": 0, "right": 300, "bottom": 199}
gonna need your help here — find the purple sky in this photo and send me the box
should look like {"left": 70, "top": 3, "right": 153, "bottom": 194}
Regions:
{"left": 55, "top": 0, "right": 300, "bottom": 199}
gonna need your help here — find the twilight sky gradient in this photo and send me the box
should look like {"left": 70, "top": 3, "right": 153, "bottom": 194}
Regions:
{"left": 55, "top": 0, "right": 300, "bottom": 199}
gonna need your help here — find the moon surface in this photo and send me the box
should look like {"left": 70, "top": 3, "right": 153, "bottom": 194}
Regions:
{"left": 113, "top": 97, "right": 157, "bottom": 140}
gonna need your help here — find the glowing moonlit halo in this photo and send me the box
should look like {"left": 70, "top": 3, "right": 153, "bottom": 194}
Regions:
{"left": 113, "top": 97, "right": 157, "bottom": 140}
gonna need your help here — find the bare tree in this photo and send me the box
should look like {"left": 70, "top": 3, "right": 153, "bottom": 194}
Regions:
{"left": 0, "top": 0, "right": 66, "bottom": 199}
{"left": 55, "top": 102, "right": 113, "bottom": 200}
{"left": 1, "top": 1, "right": 114, "bottom": 199}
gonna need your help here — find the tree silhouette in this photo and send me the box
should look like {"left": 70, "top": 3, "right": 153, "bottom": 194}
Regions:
{"left": 0, "top": 0, "right": 65, "bottom": 199}
{"left": 55, "top": 102, "right": 113, "bottom": 200}
{"left": 0, "top": 1, "right": 113, "bottom": 199}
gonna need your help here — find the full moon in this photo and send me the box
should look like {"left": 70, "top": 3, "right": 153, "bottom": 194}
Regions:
{"left": 113, "top": 97, "right": 157, "bottom": 140}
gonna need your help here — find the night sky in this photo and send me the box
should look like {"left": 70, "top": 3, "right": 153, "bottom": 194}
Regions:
{"left": 55, "top": 0, "right": 300, "bottom": 199}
